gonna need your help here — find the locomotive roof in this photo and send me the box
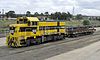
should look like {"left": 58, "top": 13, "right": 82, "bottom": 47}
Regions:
{"left": 17, "top": 17, "right": 39, "bottom": 21}
{"left": 17, "top": 17, "right": 65, "bottom": 22}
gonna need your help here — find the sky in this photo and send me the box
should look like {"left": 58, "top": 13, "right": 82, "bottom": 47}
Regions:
{"left": 0, "top": 0, "right": 100, "bottom": 16}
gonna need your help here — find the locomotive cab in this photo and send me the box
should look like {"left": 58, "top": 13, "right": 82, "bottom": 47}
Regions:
{"left": 6, "top": 17, "right": 39, "bottom": 47}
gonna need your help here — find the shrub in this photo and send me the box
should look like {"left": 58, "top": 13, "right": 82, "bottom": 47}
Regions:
{"left": 83, "top": 20, "right": 91, "bottom": 26}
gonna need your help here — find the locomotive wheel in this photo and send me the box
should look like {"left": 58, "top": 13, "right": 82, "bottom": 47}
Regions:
{"left": 35, "top": 38, "right": 42, "bottom": 45}
{"left": 53, "top": 35, "right": 57, "bottom": 41}
{"left": 68, "top": 35, "right": 71, "bottom": 38}
{"left": 57, "top": 35, "right": 61, "bottom": 40}
{"left": 25, "top": 40, "right": 31, "bottom": 47}
{"left": 13, "top": 42, "right": 18, "bottom": 48}
{"left": 8, "top": 40, "right": 18, "bottom": 48}
{"left": 75, "top": 34, "right": 79, "bottom": 37}
{"left": 8, "top": 40, "right": 13, "bottom": 48}
{"left": 61, "top": 35, "right": 65, "bottom": 39}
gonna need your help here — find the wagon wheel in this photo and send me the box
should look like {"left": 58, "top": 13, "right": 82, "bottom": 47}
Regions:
{"left": 24, "top": 40, "right": 31, "bottom": 47}
{"left": 13, "top": 42, "right": 18, "bottom": 48}
{"left": 68, "top": 35, "right": 71, "bottom": 38}
{"left": 35, "top": 38, "right": 42, "bottom": 45}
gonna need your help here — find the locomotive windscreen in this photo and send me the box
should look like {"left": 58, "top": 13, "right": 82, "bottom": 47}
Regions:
{"left": 20, "top": 27, "right": 37, "bottom": 32}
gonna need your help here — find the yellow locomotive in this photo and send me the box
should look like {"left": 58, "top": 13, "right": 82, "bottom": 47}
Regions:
{"left": 6, "top": 17, "right": 66, "bottom": 47}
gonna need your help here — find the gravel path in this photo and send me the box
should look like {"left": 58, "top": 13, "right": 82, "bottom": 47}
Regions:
{"left": 95, "top": 27, "right": 100, "bottom": 32}
{"left": 0, "top": 37, "right": 6, "bottom": 46}
{"left": 46, "top": 38, "right": 100, "bottom": 60}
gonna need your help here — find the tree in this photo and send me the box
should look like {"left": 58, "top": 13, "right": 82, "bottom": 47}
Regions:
{"left": 61, "top": 12, "right": 67, "bottom": 20}
{"left": 45, "top": 12, "right": 49, "bottom": 16}
{"left": 44, "top": 12, "right": 49, "bottom": 19}
{"left": 83, "top": 20, "right": 91, "bottom": 26}
{"left": 67, "top": 12, "right": 72, "bottom": 18}
{"left": 76, "top": 14, "right": 83, "bottom": 20}
{"left": 6, "top": 11, "right": 16, "bottom": 18}
{"left": 50, "top": 12, "right": 73, "bottom": 20}
{"left": 40, "top": 13, "right": 44, "bottom": 16}
{"left": 34, "top": 12, "right": 39, "bottom": 17}
{"left": 26, "top": 11, "right": 31, "bottom": 17}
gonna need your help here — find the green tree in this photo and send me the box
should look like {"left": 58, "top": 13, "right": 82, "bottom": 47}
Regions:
{"left": 83, "top": 20, "right": 91, "bottom": 26}
{"left": 26, "top": 11, "right": 31, "bottom": 17}
{"left": 76, "top": 14, "right": 83, "bottom": 20}
{"left": 50, "top": 12, "right": 72, "bottom": 20}
{"left": 55, "top": 12, "right": 61, "bottom": 20}
{"left": 67, "top": 12, "right": 72, "bottom": 18}
{"left": 44, "top": 12, "right": 49, "bottom": 16}
{"left": 61, "top": 12, "right": 67, "bottom": 20}
{"left": 40, "top": 13, "right": 44, "bottom": 16}
{"left": 34, "top": 12, "right": 39, "bottom": 17}
{"left": 6, "top": 11, "right": 16, "bottom": 18}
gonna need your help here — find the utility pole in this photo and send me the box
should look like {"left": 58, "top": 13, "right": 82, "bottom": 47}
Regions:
{"left": 72, "top": 6, "right": 75, "bottom": 15}
{"left": 2, "top": 9, "right": 4, "bottom": 20}
{"left": 72, "top": 6, "right": 75, "bottom": 20}
{"left": 0, "top": 11, "right": 1, "bottom": 20}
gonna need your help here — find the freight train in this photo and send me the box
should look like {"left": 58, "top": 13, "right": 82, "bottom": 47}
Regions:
{"left": 6, "top": 17, "right": 96, "bottom": 47}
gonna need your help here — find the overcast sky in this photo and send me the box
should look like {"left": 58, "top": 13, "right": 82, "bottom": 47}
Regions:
{"left": 0, "top": 0, "right": 100, "bottom": 16}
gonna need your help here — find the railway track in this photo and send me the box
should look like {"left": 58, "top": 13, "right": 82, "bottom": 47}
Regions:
{"left": 0, "top": 30, "right": 100, "bottom": 59}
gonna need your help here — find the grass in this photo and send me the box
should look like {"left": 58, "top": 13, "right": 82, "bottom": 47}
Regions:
{"left": 90, "top": 20, "right": 100, "bottom": 27}
{"left": 65, "top": 20, "right": 100, "bottom": 27}
{"left": 0, "top": 20, "right": 16, "bottom": 28}
{"left": 0, "top": 20, "right": 16, "bottom": 34}
{"left": 65, "top": 20, "right": 82, "bottom": 27}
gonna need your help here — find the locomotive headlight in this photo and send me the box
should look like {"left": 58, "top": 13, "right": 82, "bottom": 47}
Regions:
{"left": 32, "top": 30, "right": 36, "bottom": 34}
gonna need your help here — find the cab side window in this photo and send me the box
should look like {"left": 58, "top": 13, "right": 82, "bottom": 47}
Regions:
{"left": 32, "top": 22, "right": 37, "bottom": 25}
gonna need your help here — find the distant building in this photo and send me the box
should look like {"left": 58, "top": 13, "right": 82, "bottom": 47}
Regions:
{"left": 83, "top": 15, "right": 100, "bottom": 20}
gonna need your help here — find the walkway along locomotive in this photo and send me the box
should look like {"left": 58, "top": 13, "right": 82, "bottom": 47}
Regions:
{"left": 6, "top": 17, "right": 96, "bottom": 47}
